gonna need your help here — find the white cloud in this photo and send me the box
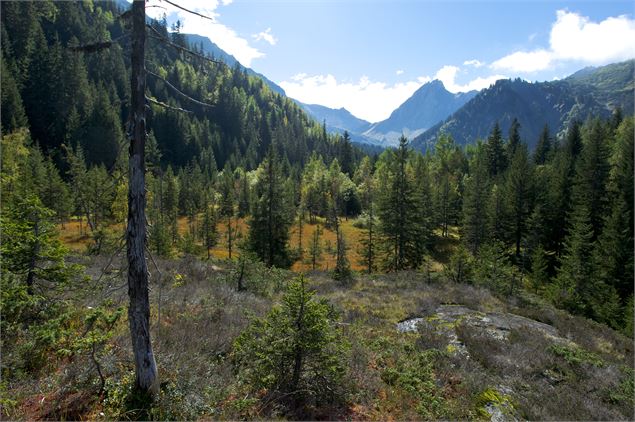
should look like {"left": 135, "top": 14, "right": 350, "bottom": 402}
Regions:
{"left": 280, "top": 74, "right": 427, "bottom": 122}
{"left": 463, "top": 59, "right": 484, "bottom": 68}
{"left": 491, "top": 10, "right": 635, "bottom": 73}
{"left": 252, "top": 28, "right": 277, "bottom": 46}
{"left": 434, "top": 65, "right": 506, "bottom": 93}
{"left": 396, "top": 69, "right": 404, "bottom": 75}
{"left": 491, "top": 49, "right": 553, "bottom": 73}
{"left": 280, "top": 66, "right": 506, "bottom": 122}
{"left": 550, "top": 10, "right": 635, "bottom": 63}
{"left": 146, "top": 0, "right": 264, "bottom": 66}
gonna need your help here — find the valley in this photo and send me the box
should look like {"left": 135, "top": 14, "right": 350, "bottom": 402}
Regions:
{"left": 1, "top": 1, "right": 633, "bottom": 421}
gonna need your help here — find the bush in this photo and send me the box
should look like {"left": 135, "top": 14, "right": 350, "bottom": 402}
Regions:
{"left": 232, "top": 275, "right": 349, "bottom": 412}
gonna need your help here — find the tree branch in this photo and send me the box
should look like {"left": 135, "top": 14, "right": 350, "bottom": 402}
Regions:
{"left": 146, "top": 24, "right": 223, "bottom": 65}
{"left": 146, "top": 95, "right": 193, "bottom": 113}
{"left": 146, "top": 68, "right": 216, "bottom": 108}
{"left": 158, "top": 0, "right": 214, "bottom": 20}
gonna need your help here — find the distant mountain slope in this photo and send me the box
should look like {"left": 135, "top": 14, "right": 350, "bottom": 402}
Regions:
{"left": 298, "top": 102, "right": 371, "bottom": 134}
{"left": 412, "top": 60, "right": 634, "bottom": 151}
{"left": 183, "top": 33, "right": 286, "bottom": 96}
{"left": 364, "top": 80, "right": 477, "bottom": 146}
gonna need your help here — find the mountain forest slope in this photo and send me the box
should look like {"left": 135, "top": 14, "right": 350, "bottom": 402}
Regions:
{"left": 1, "top": 1, "right": 633, "bottom": 421}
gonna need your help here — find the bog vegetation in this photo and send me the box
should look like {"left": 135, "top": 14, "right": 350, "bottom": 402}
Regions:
{"left": 1, "top": 1, "right": 633, "bottom": 420}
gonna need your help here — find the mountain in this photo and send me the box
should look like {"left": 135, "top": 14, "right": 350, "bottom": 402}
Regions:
{"left": 363, "top": 80, "right": 477, "bottom": 146}
{"left": 412, "top": 60, "right": 635, "bottom": 151}
{"left": 296, "top": 102, "right": 378, "bottom": 145}
{"left": 183, "top": 33, "right": 286, "bottom": 96}
{"left": 298, "top": 102, "right": 371, "bottom": 134}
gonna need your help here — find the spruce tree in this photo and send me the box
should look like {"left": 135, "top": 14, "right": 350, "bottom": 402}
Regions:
{"left": 248, "top": 144, "right": 292, "bottom": 268}
{"left": 200, "top": 198, "right": 219, "bottom": 260}
{"left": 486, "top": 121, "right": 506, "bottom": 177}
{"left": 506, "top": 117, "right": 521, "bottom": 159}
{"left": 506, "top": 143, "right": 532, "bottom": 258}
{"left": 571, "top": 119, "right": 609, "bottom": 240}
{"left": 462, "top": 145, "right": 490, "bottom": 254}
{"left": 377, "top": 136, "right": 428, "bottom": 270}
{"left": 338, "top": 130, "right": 354, "bottom": 177}
{"left": 534, "top": 124, "right": 551, "bottom": 165}
{"left": 550, "top": 204, "right": 596, "bottom": 316}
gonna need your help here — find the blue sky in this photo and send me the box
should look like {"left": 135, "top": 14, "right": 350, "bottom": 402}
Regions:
{"left": 146, "top": 0, "right": 635, "bottom": 122}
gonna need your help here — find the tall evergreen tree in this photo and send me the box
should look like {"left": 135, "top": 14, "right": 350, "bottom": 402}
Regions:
{"left": 338, "top": 130, "right": 354, "bottom": 177}
{"left": 486, "top": 121, "right": 506, "bottom": 177}
{"left": 534, "top": 124, "right": 551, "bottom": 165}
{"left": 248, "top": 144, "right": 292, "bottom": 268}
{"left": 571, "top": 119, "right": 609, "bottom": 240}
{"left": 377, "top": 136, "right": 428, "bottom": 270}
{"left": 462, "top": 145, "right": 490, "bottom": 254}
{"left": 506, "top": 143, "right": 532, "bottom": 258}
{"left": 506, "top": 117, "right": 521, "bottom": 159}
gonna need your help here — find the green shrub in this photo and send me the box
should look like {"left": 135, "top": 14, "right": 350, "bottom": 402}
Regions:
{"left": 549, "top": 344, "right": 605, "bottom": 367}
{"left": 232, "top": 275, "right": 349, "bottom": 410}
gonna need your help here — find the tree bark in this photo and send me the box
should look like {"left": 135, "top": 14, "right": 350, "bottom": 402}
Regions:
{"left": 127, "top": 0, "right": 158, "bottom": 396}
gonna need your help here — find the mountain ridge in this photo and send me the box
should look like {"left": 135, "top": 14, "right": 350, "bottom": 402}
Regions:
{"left": 363, "top": 80, "right": 478, "bottom": 146}
{"left": 412, "top": 60, "right": 635, "bottom": 151}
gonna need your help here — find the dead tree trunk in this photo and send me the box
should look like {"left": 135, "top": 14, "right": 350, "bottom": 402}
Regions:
{"left": 127, "top": 0, "right": 158, "bottom": 396}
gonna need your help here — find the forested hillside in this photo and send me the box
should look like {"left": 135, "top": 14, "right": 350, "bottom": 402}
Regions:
{"left": 0, "top": 0, "right": 362, "bottom": 172}
{"left": 1, "top": 1, "right": 633, "bottom": 420}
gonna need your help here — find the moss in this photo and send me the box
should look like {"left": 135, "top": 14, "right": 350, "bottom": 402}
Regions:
{"left": 475, "top": 388, "right": 516, "bottom": 419}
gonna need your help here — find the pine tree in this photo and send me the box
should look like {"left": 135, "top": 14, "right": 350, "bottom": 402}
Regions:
{"left": 248, "top": 144, "right": 292, "bottom": 268}
{"left": 534, "top": 124, "right": 551, "bottom": 165}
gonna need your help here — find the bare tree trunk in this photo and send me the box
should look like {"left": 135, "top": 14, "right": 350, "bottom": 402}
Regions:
{"left": 127, "top": 0, "right": 158, "bottom": 396}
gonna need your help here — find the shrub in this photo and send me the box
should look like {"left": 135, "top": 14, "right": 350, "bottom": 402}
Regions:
{"left": 232, "top": 275, "right": 349, "bottom": 411}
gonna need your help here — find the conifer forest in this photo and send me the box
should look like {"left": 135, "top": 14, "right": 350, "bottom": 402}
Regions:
{"left": 1, "top": 1, "right": 633, "bottom": 420}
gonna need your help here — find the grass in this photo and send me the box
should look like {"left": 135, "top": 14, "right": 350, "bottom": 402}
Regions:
{"left": 22, "top": 221, "right": 630, "bottom": 420}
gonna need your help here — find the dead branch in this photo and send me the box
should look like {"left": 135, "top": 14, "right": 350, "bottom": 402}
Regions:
{"left": 158, "top": 0, "right": 214, "bottom": 20}
{"left": 146, "top": 24, "right": 223, "bottom": 65}
{"left": 146, "top": 95, "right": 193, "bottom": 113}
{"left": 146, "top": 68, "right": 216, "bottom": 108}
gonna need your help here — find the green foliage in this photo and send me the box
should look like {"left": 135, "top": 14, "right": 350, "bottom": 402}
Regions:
{"left": 1, "top": 196, "right": 81, "bottom": 291}
{"left": 379, "top": 349, "right": 448, "bottom": 419}
{"left": 549, "top": 344, "right": 605, "bottom": 368}
{"left": 376, "top": 136, "right": 430, "bottom": 270}
{"left": 443, "top": 244, "right": 474, "bottom": 284}
{"left": 233, "top": 276, "right": 349, "bottom": 409}
{"left": 462, "top": 144, "right": 490, "bottom": 253}
{"left": 248, "top": 145, "right": 292, "bottom": 268}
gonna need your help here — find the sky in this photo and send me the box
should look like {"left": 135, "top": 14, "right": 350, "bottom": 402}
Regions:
{"left": 145, "top": 0, "right": 635, "bottom": 123}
